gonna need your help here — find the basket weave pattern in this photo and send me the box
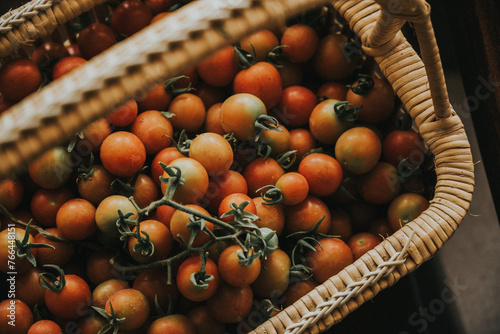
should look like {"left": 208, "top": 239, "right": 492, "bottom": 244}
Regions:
{"left": 0, "top": 1, "right": 475, "bottom": 334}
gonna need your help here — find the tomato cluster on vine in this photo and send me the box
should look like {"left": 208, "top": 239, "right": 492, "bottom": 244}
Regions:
{"left": 0, "top": 1, "right": 436, "bottom": 333}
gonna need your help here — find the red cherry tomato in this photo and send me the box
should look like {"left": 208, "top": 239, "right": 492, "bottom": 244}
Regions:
{"left": 239, "top": 29, "right": 279, "bottom": 62}
{"left": 243, "top": 157, "right": 284, "bottom": 197}
{"left": 0, "top": 58, "right": 42, "bottom": 101}
{"left": 76, "top": 164, "right": 114, "bottom": 206}
{"left": 274, "top": 172, "right": 309, "bottom": 206}
{"left": 104, "top": 288, "right": 150, "bottom": 331}
{"left": 0, "top": 177, "right": 24, "bottom": 212}
{"left": 284, "top": 195, "right": 331, "bottom": 235}
{"left": 52, "top": 56, "right": 87, "bottom": 80}
{"left": 31, "top": 41, "right": 69, "bottom": 64}
{"left": 387, "top": 192, "right": 429, "bottom": 231}
{"left": 309, "top": 99, "right": 355, "bottom": 146}
{"left": 0, "top": 299, "right": 33, "bottom": 334}
{"left": 34, "top": 227, "right": 75, "bottom": 267}
{"left": 220, "top": 93, "right": 267, "bottom": 141}
{"left": 347, "top": 232, "right": 381, "bottom": 261}
{"left": 281, "top": 24, "right": 319, "bottom": 63}
{"left": 356, "top": 161, "right": 401, "bottom": 204}
{"left": 148, "top": 314, "right": 196, "bottom": 334}
{"left": 298, "top": 153, "right": 343, "bottom": 197}
{"left": 196, "top": 45, "right": 240, "bottom": 87}
{"left": 44, "top": 274, "right": 92, "bottom": 320}
{"left": 130, "top": 109, "right": 174, "bottom": 154}
{"left": 100, "top": 131, "right": 146, "bottom": 178}
{"left": 136, "top": 82, "right": 172, "bottom": 112}
{"left": 252, "top": 197, "right": 285, "bottom": 236}
{"left": 56, "top": 198, "right": 97, "bottom": 241}
{"left": 167, "top": 93, "right": 206, "bottom": 132}
{"left": 176, "top": 255, "right": 220, "bottom": 302}
{"left": 383, "top": 129, "right": 426, "bottom": 168}
{"left": 335, "top": 126, "right": 382, "bottom": 175}
{"left": 275, "top": 85, "right": 317, "bottom": 127}
{"left": 218, "top": 193, "right": 257, "bottom": 223}
{"left": 160, "top": 157, "right": 209, "bottom": 204}
{"left": 306, "top": 237, "right": 354, "bottom": 283}
{"left": 128, "top": 219, "right": 172, "bottom": 263}
{"left": 28, "top": 320, "right": 62, "bottom": 334}
{"left": 110, "top": 0, "right": 153, "bottom": 38}
{"left": 77, "top": 22, "right": 116, "bottom": 59}
{"left": 106, "top": 99, "right": 138, "bottom": 127}
{"left": 189, "top": 132, "right": 233, "bottom": 176}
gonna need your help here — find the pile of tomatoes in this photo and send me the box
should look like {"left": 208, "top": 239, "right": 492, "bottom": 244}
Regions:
{"left": 0, "top": 1, "right": 436, "bottom": 333}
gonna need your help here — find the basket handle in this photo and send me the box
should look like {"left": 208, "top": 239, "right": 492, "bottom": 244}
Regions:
{"left": 366, "top": 0, "right": 452, "bottom": 119}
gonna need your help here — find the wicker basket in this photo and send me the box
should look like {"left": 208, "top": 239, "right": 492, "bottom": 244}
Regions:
{"left": 0, "top": 0, "right": 475, "bottom": 333}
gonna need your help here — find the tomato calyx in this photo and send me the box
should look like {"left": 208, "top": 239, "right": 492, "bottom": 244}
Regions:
{"left": 92, "top": 302, "right": 125, "bottom": 334}
{"left": 276, "top": 150, "right": 298, "bottom": 169}
{"left": 234, "top": 44, "right": 257, "bottom": 69}
{"left": 159, "top": 162, "right": 185, "bottom": 199}
{"left": 348, "top": 74, "right": 374, "bottom": 95}
{"left": 334, "top": 100, "right": 361, "bottom": 122}
{"left": 76, "top": 153, "right": 96, "bottom": 181}
{"left": 257, "top": 185, "right": 283, "bottom": 205}
{"left": 38, "top": 264, "right": 66, "bottom": 292}
{"left": 111, "top": 166, "right": 149, "bottom": 197}
{"left": 15, "top": 221, "right": 55, "bottom": 268}
{"left": 247, "top": 227, "right": 279, "bottom": 258}
{"left": 189, "top": 252, "right": 215, "bottom": 289}
{"left": 184, "top": 215, "right": 211, "bottom": 248}
{"left": 219, "top": 200, "right": 259, "bottom": 229}
{"left": 266, "top": 45, "right": 288, "bottom": 68}
{"left": 164, "top": 75, "right": 195, "bottom": 96}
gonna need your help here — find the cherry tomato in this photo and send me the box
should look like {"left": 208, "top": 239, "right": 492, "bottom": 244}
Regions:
{"left": 92, "top": 278, "right": 129, "bottom": 308}
{"left": 239, "top": 29, "right": 279, "bottom": 62}
{"left": 0, "top": 58, "right": 42, "bottom": 101}
{"left": 14, "top": 268, "right": 46, "bottom": 308}
{"left": 284, "top": 195, "right": 331, "bottom": 234}
{"left": 309, "top": 99, "right": 355, "bottom": 145}
{"left": 31, "top": 41, "right": 69, "bottom": 64}
{"left": 145, "top": 0, "right": 173, "bottom": 15}
{"left": 205, "top": 170, "right": 248, "bottom": 213}
{"left": 0, "top": 177, "right": 24, "bottom": 212}
{"left": 328, "top": 208, "right": 353, "bottom": 242}
{"left": 388, "top": 192, "right": 429, "bottom": 231}
{"left": 95, "top": 195, "right": 138, "bottom": 237}
{"left": 306, "top": 237, "right": 354, "bottom": 283}
{"left": 197, "top": 82, "right": 228, "bottom": 110}
{"left": 110, "top": 0, "right": 153, "bottom": 38}
{"left": 167, "top": 93, "right": 206, "bottom": 132}
{"left": 220, "top": 93, "right": 267, "bottom": 141}
{"left": 52, "top": 56, "right": 87, "bottom": 80}
{"left": 100, "top": 131, "right": 146, "bottom": 178}
{"left": 186, "top": 305, "right": 226, "bottom": 334}
{"left": 251, "top": 248, "right": 291, "bottom": 298}
{"left": 0, "top": 299, "right": 33, "bottom": 334}
{"left": 274, "top": 172, "right": 309, "bottom": 206}
{"left": 298, "top": 153, "right": 343, "bottom": 197}
{"left": 252, "top": 197, "right": 285, "bottom": 236}
{"left": 233, "top": 61, "right": 282, "bottom": 110}
{"left": 160, "top": 157, "right": 209, "bottom": 204}
{"left": 85, "top": 251, "right": 117, "bottom": 286}
{"left": 170, "top": 204, "right": 213, "bottom": 247}
{"left": 176, "top": 255, "right": 219, "bottom": 302}
{"left": 104, "top": 288, "right": 150, "bottom": 331}
{"left": 0, "top": 227, "right": 37, "bottom": 274}
{"left": 77, "top": 22, "right": 116, "bottom": 59}
{"left": 275, "top": 58, "right": 302, "bottom": 88}
{"left": 281, "top": 24, "right": 319, "bottom": 63}
{"left": 130, "top": 109, "right": 173, "bottom": 154}
{"left": 28, "top": 146, "right": 73, "bottom": 189}
{"left": 259, "top": 124, "right": 291, "bottom": 157}
{"left": 132, "top": 267, "right": 179, "bottom": 314}
{"left": 383, "top": 129, "right": 426, "bottom": 168}
{"left": 316, "top": 81, "right": 349, "bottom": 101}
{"left": 44, "top": 274, "right": 92, "bottom": 320}
{"left": 106, "top": 99, "right": 138, "bottom": 127}
{"left": 189, "top": 132, "right": 233, "bottom": 176}
{"left": 282, "top": 280, "right": 318, "bottom": 308}
{"left": 196, "top": 45, "right": 240, "bottom": 87}
{"left": 76, "top": 164, "right": 114, "bottom": 206}
{"left": 128, "top": 219, "right": 172, "bottom": 263}
{"left": 368, "top": 217, "right": 393, "bottom": 239}
{"left": 218, "top": 193, "right": 257, "bottom": 223}
{"left": 56, "top": 198, "right": 97, "bottom": 241}
{"left": 356, "top": 161, "right": 401, "bottom": 204}
{"left": 203, "top": 102, "right": 226, "bottom": 135}
{"left": 151, "top": 146, "right": 185, "bottom": 187}
{"left": 27, "top": 320, "right": 62, "bottom": 334}
{"left": 147, "top": 314, "right": 196, "bottom": 334}
{"left": 218, "top": 244, "right": 261, "bottom": 287}
{"left": 206, "top": 281, "right": 253, "bottom": 324}
{"left": 347, "top": 232, "right": 381, "bottom": 261}
{"left": 136, "top": 82, "right": 172, "bottom": 112}
{"left": 335, "top": 126, "right": 382, "bottom": 175}
{"left": 243, "top": 157, "right": 284, "bottom": 197}
{"left": 34, "top": 227, "right": 75, "bottom": 266}
{"left": 275, "top": 85, "right": 317, "bottom": 127}
{"left": 130, "top": 173, "right": 161, "bottom": 208}
{"left": 288, "top": 128, "right": 316, "bottom": 162}
{"left": 79, "top": 117, "right": 112, "bottom": 153}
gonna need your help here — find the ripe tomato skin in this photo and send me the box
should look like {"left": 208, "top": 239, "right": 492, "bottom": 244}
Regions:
{"left": 335, "top": 126, "right": 382, "bottom": 175}
{"left": 346, "top": 77, "right": 395, "bottom": 124}
{"left": 298, "top": 153, "right": 343, "bottom": 197}
{"left": 218, "top": 193, "right": 257, "bottom": 223}
{"left": 131, "top": 173, "right": 161, "bottom": 208}
{"left": 170, "top": 204, "right": 213, "bottom": 247}
{"left": 28, "top": 146, "right": 73, "bottom": 189}
{"left": 31, "top": 41, "right": 69, "bottom": 64}
{"left": 147, "top": 314, "right": 196, "bottom": 334}
{"left": 347, "top": 232, "right": 381, "bottom": 261}
{"left": 95, "top": 195, "right": 138, "bottom": 237}
{"left": 56, "top": 198, "right": 97, "bottom": 241}
{"left": 282, "top": 280, "right": 318, "bottom": 308}
{"left": 259, "top": 124, "right": 291, "bottom": 157}
{"left": 0, "top": 227, "right": 36, "bottom": 274}
{"left": 309, "top": 99, "right": 354, "bottom": 146}
{"left": 76, "top": 164, "right": 114, "bottom": 206}
{"left": 306, "top": 237, "right": 354, "bottom": 283}
{"left": 91, "top": 278, "right": 130, "bottom": 308}
{"left": 196, "top": 45, "right": 240, "bottom": 87}
{"left": 383, "top": 129, "right": 426, "bottom": 168}
{"left": 275, "top": 85, "right": 317, "bottom": 128}
{"left": 0, "top": 177, "right": 24, "bottom": 212}
{"left": 136, "top": 82, "right": 172, "bottom": 112}
{"left": 243, "top": 157, "right": 285, "bottom": 197}
{"left": 105, "top": 288, "right": 150, "bottom": 332}
{"left": 0, "top": 58, "right": 42, "bottom": 101}
{"left": 130, "top": 109, "right": 173, "bottom": 155}
{"left": 79, "top": 117, "right": 112, "bottom": 153}
{"left": 356, "top": 161, "right": 401, "bottom": 204}
{"left": 128, "top": 219, "right": 172, "bottom": 263}
{"left": 100, "top": 131, "right": 147, "bottom": 178}
{"left": 186, "top": 305, "right": 226, "bottom": 334}
{"left": 251, "top": 248, "right": 291, "bottom": 298}
{"left": 313, "top": 33, "right": 361, "bottom": 81}
{"left": 288, "top": 128, "right": 316, "bottom": 162}
{"left": 205, "top": 170, "right": 248, "bottom": 213}
{"left": 27, "top": 319, "right": 62, "bottom": 334}
{"left": 34, "top": 227, "right": 75, "bottom": 266}
{"left": 111, "top": 0, "right": 153, "bottom": 38}
{"left": 284, "top": 195, "right": 331, "bottom": 235}
{"left": 160, "top": 157, "right": 209, "bottom": 205}
{"left": 368, "top": 217, "right": 393, "bottom": 239}
{"left": 203, "top": 102, "right": 226, "bottom": 135}
{"left": 77, "top": 22, "right": 116, "bottom": 59}
{"left": 252, "top": 197, "right": 285, "bottom": 236}
{"left": 281, "top": 24, "right": 319, "bottom": 63}
{"left": 44, "top": 274, "right": 92, "bottom": 320}
{"left": 316, "top": 81, "right": 349, "bottom": 101}
{"left": 388, "top": 193, "right": 429, "bottom": 231}
{"left": 151, "top": 146, "right": 185, "bottom": 188}
{"left": 0, "top": 299, "right": 33, "bottom": 334}
{"left": 106, "top": 99, "right": 138, "bottom": 127}
{"left": 168, "top": 93, "right": 206, "bottom": 132}
{"left": 85, "top": 251, "right": 116, "bottom": 286}
{"left": 206, "top": 281, "right": 254, "bottom": 324}
{"left": 328, "top": 208, "right": 353, "bottom": 242}
{"left": 239, "top": 29, "right": 279, "bottom": 62}
{"left": 14, "top": 268, "right": 46, "bottom": 308}
{"left": 233, "top": 61, "right": 283, "bottom": 110}
{"left": 218, "top": 245, "right": 261, "bottom": 287}
{"left": 189, "top": 132, "right": 233, "bottom": 176}
{"left": 176, "top": 255, "right": 219, "bottom": 302}
{"left": 275, "top": 172, "right": 309, "bottom": 206}
{"left": 145, "top": 0, "right": 173, "bottom": 15}
{"left": 52, "top": 56, "right": 87, "bottom": 80}
{"left": 220, "top": 93, "right": 267, "bottom": 141}
{"left": 132, "top": 268, "right": 179, "bottom": 314}
{"left": 276, "top": 58, "right": 303, "bottom": 88}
